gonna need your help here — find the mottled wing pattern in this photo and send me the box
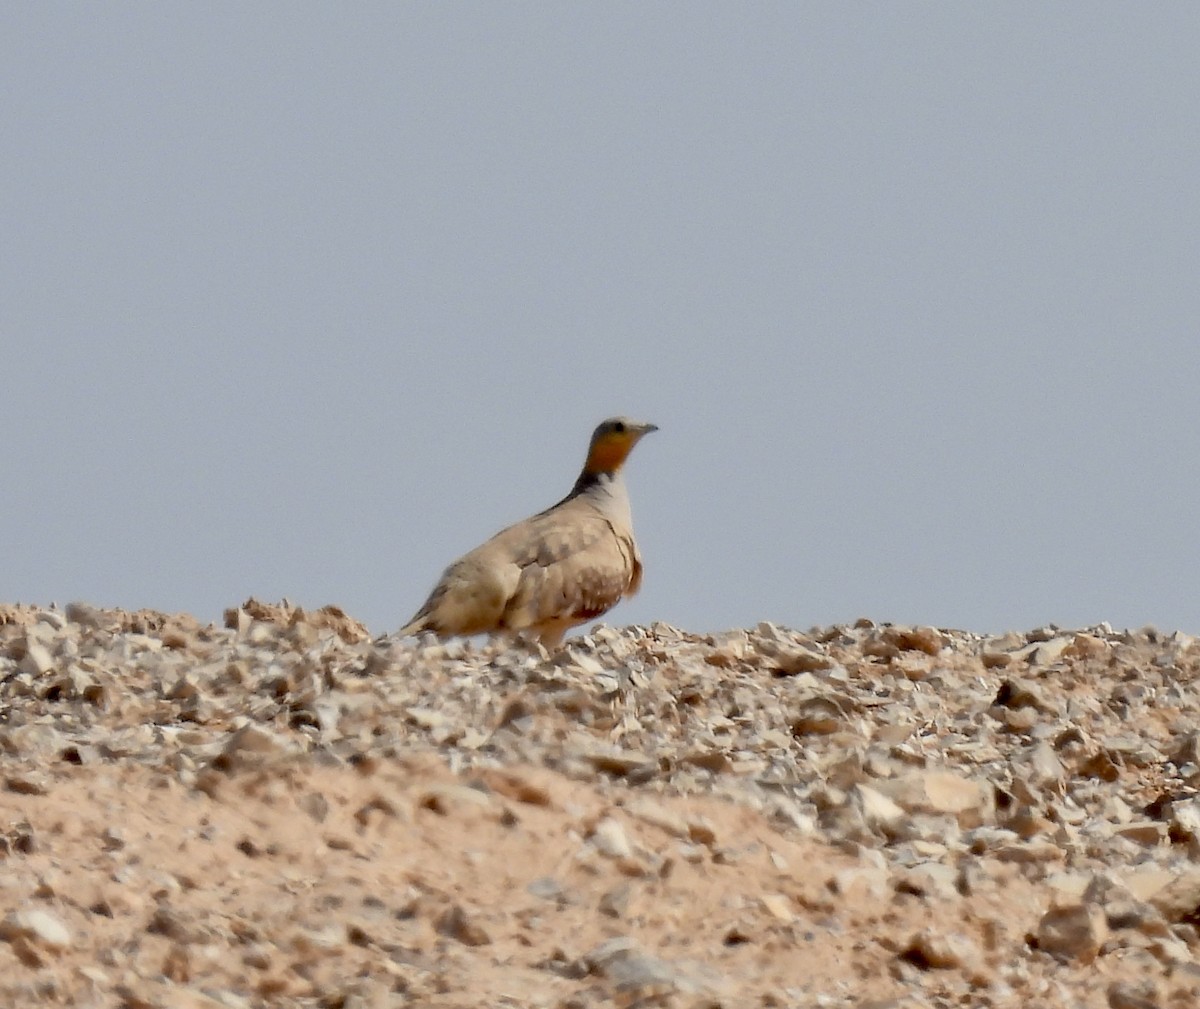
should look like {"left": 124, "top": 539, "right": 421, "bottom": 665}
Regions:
{"left": 496, "top": 501, "right": 639, "bottom": 632}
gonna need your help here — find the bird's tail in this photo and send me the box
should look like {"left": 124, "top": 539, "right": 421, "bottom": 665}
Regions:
{"left": 397, "top": 616, "right": 429, "bottom": 638}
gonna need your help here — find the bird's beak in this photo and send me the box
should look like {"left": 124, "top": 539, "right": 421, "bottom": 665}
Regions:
{"left": 638, "top": 422, "right": 659, "bottom": 436}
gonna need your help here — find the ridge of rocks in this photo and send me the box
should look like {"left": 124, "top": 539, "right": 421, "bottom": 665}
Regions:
{"left": 1, "top": 599, "right": 1198, "bottom": 1007}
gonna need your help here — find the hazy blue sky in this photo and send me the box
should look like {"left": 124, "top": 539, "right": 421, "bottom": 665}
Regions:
{"left": 4, "top": 6, "right": 1199, "bottom": 636}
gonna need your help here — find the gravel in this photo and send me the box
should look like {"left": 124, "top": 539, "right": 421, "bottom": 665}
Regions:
{"left": 1, "top": 599, "right": 1199, "bottom": 1006}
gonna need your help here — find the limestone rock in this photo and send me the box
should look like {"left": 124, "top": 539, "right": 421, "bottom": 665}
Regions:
{"left": 1036, "top": 904, "right": 1107, "bottom": 963}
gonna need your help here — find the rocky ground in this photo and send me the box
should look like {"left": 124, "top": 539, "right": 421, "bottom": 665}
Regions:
{"left": 2, "top": 600, "right": 1200, "bottom": 1008}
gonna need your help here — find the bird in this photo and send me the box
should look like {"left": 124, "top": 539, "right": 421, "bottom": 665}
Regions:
{"left": 398, "top": 416, "right": 658, "bottom": 647}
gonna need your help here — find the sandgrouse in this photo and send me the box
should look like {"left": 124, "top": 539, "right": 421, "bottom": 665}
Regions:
{"left": 398, "top": 417, "right": 657, "bottom": 647}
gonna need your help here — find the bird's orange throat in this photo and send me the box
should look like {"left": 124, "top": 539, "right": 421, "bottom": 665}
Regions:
{"left": 583, "top": 435, "right": 634, "bottom": 475}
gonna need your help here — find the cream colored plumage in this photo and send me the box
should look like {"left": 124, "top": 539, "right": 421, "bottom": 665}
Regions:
{"left": 399, "top": 417, "right": 657, "bottom": 647}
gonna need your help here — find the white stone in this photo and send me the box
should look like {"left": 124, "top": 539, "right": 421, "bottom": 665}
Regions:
{"left": 1, "top": 908, "right": 72, "bottom": 950}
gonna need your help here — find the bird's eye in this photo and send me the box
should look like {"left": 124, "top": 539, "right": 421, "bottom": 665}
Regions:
{"left": 612, "top": 421, "right": 626, "bottom": 434}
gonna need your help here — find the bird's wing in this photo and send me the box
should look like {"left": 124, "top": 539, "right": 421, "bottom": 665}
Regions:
{"left": 497, "top": 502, "right": 640, "bottom": 631}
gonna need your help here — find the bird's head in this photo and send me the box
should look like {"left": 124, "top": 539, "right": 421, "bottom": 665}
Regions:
{"left": 582, "top": 416, "right": 658, "bottom": 476}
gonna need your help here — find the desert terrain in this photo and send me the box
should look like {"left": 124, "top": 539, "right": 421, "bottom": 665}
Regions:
{"left": 1, "top": 599, "right": 1198, "bottom": 1008}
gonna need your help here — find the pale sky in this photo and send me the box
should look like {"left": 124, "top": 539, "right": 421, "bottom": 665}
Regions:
{"left": 4, "top": 6, "right": 1199, "bottom": 636}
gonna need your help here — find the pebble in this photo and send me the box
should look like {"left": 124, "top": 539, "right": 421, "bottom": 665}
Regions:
{"left": 19, "top": 643, "right": 55, "bottom": 677}
{"left": 0, "top": 908, "right": 71, "bottom": 950}
{"left": 585, "top": 938, "right": 678, "bottom": 990}
{"left": 900, "top": 929, "right": 981, "bottom": 971}
{"left": 1036, "top": 904, "right": 1107, "bottom": 963}
{"left": 854, "top": 785, "right": 905, "bottom": 832}
{"left": 1107, "top": 980, "right": 1160, "bottom": 1009}
{"left": 436, "top": 904, "right": 491, "bottom": 947}
{"left": 590, "top": 817, "right": 634, "bottom": 859}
